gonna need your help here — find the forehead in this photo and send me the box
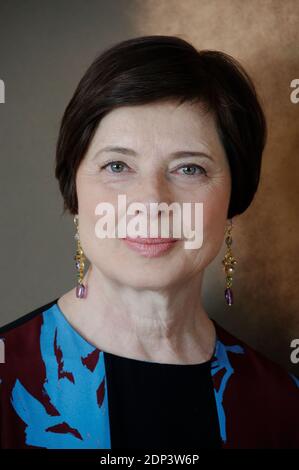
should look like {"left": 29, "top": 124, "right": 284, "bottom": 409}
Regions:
{"left": 97, "top": 100, "right": 213, "bottom": 134}
{"left": 87, "top": 100, "right": 225, "bottom": 159}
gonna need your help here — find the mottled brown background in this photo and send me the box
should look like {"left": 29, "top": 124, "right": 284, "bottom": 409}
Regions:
{"left": 132, "top": 0, "right": 299, "bottom": 374}
{"left": 0, "top": 0, "right": 298, "bottom": 373}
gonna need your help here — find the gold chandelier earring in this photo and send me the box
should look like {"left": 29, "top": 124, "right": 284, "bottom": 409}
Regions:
{"left": 222, "top": 218, "right": 237, "bottom": 306}
{"left": 74, "top": 215, "right": 88, "bottom": 299}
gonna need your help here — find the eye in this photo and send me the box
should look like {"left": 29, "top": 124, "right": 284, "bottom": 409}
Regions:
{"left": 101, "top": 160, "right": 129, "bottom": 173}
{"left": 176, "top": 164, "right": 207, "bottom": 177}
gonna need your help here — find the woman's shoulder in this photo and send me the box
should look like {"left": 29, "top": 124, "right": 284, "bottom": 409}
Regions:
{"left": 212, "top": 318, "right": 299, "bottom": 393}
{"left": 0, "top": 298, "right": 59, "bottom": 363}
{"left": 0, "top": 298, "right": 59, "bottom": 333}
{"left": 212, "top": 320, "right": 299, "bottom": 447}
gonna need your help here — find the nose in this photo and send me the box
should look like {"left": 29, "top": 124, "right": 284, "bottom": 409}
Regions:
{"left": 125, "top": 173, "right": 180, "bottom": 239}
{"left": 132, "top": 173, "right": 173, "bottom": 215}
{"left": 118, "top": 169, "right": 184, "bottom": 240}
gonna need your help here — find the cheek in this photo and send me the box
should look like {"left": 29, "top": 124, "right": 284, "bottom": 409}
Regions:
{"left": 192, "top": 177, "right": 231, "bottom": 259}
{"left": 173, "top": 180, "right": 230, "bottom": 275}
{"left": 76, "top": 177, "right": 117, "bottom": 257}
{"left": 77, "top": 176, "right": 101, "bottom": 209}
{"left": 77, "top": 172, "right": 119, "bottom": 222}
{"left": 202, "top": 188, "right": 230, "bottom": 257}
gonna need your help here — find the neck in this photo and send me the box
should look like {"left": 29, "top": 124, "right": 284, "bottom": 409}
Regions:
{"left": 68, "top": 264, "right": 216, "bottom": 365}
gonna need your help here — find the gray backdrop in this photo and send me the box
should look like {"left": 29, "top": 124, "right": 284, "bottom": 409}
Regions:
{"left": 0, "top": 0, "right": 136, "bottom": 320}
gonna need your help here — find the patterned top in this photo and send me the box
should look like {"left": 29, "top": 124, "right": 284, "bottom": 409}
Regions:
{"left": 0, "top": 298, "right": 298, "bottom": 449}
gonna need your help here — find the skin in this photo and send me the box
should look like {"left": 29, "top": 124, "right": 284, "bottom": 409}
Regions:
{"left": 57, "top": 99, "right": 232, "bottom": 365}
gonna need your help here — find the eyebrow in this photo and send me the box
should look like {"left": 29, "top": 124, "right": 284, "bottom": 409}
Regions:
{"left": 93, "top": 145, "right": 214, "bottom": 162}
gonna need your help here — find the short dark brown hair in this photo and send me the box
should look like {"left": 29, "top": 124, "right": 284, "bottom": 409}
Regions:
{"left": 55, "top": 35, "right": 267, "bottom": 219}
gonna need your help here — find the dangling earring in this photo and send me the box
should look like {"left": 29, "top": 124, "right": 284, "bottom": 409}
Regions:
{"left": 222, "top": 218, "right": 237, "bottom": 306}
{"left": 74, "top": 215, "right": 88, "bottom": 299}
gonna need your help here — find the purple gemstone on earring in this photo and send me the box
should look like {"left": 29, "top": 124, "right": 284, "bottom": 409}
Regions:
{"left": 225, "top": 287, "right": 233, "bottom": 306}
{"left": 76, "top": 284, "right": 87, "bottom": 299}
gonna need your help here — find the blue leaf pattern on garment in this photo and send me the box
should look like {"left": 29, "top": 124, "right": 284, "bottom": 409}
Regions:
{"left": 211, "top": 340, "right": 244, "bottom": 443}
{"left": 290, "top": 373, "right": 299, "bottom": 388}
{"left": 10, "top": 305, "right": 111, "bottom": 449}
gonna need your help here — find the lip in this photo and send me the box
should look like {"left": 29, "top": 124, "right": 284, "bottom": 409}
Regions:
{"left": 123, "top": 237, "right": 179, "bottom": 258}
{"left": 125, "top": 236, "right": 179, "bottom": 244}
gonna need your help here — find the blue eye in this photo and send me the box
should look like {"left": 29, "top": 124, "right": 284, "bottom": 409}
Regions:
{"left": 178, "top": 164, "right": 207, "bottom": 176}
{"left": 102, "top": 161, "right": 128, "bottom": 173}
{"left": 100, "top": 161, "right": 207, "bottom": 177}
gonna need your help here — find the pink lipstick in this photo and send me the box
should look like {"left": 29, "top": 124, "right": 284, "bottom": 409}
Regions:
{"left": 123, "top": 236, "right": 179, "bottom": 258}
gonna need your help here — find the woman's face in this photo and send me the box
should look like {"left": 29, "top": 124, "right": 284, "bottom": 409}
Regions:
{"left": 76, "top": 100, "right": 231, "bottom": 290}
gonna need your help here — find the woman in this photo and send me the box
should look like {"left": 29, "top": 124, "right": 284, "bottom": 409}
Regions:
{"left": 0, "top": 35, "right": 298, "bottom": 450}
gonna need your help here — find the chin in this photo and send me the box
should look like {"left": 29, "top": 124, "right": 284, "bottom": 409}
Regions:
{"left": 112, "top": 269, "right": 180, "bottom": 291}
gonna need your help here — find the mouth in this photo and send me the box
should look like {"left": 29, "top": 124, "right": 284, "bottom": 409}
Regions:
{"left": 122, "top": 236, "right": 180, "bottom": 258}
{"left": 125, "top": 236, "right": 179, "bottom": 244}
